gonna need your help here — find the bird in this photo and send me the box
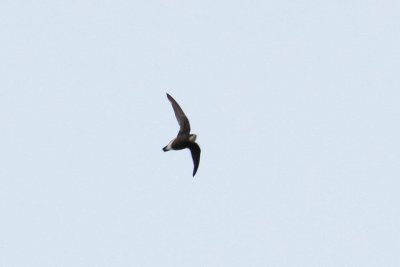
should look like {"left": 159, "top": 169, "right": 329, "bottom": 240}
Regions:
{"left": 163, "top": 93, "right": 201, "bottom": 177}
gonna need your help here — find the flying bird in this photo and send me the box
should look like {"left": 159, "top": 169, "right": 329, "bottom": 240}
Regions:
{"left": 163, "top": 93, "right": 201, "bottom": 177}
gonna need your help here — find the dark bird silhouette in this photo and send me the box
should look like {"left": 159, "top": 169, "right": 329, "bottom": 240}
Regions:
{"left": 163, "top": 93, "right": 201, "bottom": 177}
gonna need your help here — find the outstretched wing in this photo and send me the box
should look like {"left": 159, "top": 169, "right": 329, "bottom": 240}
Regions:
{"left": 188, "top": 142, "right": 201, "bottom": 177}
{"left": 166, "top": 93, "right": 191, "bottom": 136}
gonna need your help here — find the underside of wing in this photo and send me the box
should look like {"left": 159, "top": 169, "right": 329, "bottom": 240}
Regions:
{"left": 166, "top": 93, "right": 191, "bottom": 135}
{"left": 188, "top": 142, "right": 201, "bottom": 177}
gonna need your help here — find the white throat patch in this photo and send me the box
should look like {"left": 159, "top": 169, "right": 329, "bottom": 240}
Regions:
{"left": 165, "top": 138, "right": 176, "bottom": 151}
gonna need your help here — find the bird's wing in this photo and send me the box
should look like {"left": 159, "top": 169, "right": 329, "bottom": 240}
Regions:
{"left": 188, "top": 142, "right": 201, "bottom": 177}
{"left": 166, "top": 93, "right": 191, "bottom": 136}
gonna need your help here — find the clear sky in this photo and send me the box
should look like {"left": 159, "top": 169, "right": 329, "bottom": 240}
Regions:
{"left": 0, "top": 1, "right": 399, "bottom": 266}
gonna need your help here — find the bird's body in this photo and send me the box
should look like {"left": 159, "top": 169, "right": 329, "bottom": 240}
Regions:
{"left": 163, "top": 93, "right": 201, "bottom": 177}
{"left": 164, "top": 134, "right": 196, "bottom": 151}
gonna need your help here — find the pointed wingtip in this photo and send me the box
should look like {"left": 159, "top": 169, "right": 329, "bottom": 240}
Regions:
{"left": 189, "top": 142, "right": 200, "bottom": 178}
{"left": 192, "top": 165, "right": 199, "bottom": 177}
{"left": 166, "top": 93, "right": 173, "bottom": 101}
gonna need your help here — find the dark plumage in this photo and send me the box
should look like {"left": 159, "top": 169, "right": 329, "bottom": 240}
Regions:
{"left": 163, "top": 93, "right": 201, "bottom": 177}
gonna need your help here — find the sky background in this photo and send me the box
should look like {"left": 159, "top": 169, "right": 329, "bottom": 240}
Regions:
{"left": 0, "top": 1, "right": 399, "bottom": 266}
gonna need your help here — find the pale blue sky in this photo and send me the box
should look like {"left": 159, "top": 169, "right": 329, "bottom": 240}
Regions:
{"left": 0, "top": 1, "right": 399, "bottom": 266}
